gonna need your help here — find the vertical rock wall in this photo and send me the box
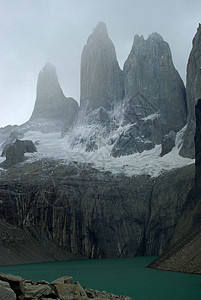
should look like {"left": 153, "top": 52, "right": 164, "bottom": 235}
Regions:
{"left": 30, "top": 63, "right": 78, "bottom": 128}
{"left": 180, "top": 24, "right": 201, "bottom": 158}
{"left": 123, "top": 33, "right": 187, "bottom": 133}
{"left": 80, "top": 22, "right": 124, "bottom": 110}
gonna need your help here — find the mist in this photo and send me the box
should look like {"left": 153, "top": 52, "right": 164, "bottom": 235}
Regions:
{"left": 0, "top": 0, "right": 200, "bottom": 127}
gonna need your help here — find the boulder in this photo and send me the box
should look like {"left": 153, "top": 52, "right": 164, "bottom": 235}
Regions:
{"left": 0, "top": 139, "right": 37, "bottom": 168}
{"left": 0, "top": 273, "right": 24, "bottom": 297}
{"left": 1, "top": 131, "right": 24, "bottom": 156}
{"left": 21, "top": 282, "right": 54, "bottom": 299}
{"left": 0, "top": 272, "right": 135, "bottom": 300}
{"left": 54, "top": 283, "right": 81, "bottom": 300}
{"left": 51, "top": 276, "right": 73, "bottom": 285}
{"left": 0, "top": 280, "right": 16, "bottom": 300}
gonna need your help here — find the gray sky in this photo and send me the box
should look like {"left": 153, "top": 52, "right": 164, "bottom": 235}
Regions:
{"left": 0, "top": 0, "right": 200, "bottom": 127}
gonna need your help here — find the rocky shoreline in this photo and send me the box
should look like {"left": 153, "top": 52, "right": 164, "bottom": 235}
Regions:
{"left": 0, "top": 272, "right": 134, "bottom": 300}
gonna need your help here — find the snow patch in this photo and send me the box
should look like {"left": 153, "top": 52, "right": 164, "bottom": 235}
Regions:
{"left": 142, "top": 112, "right": 160, "bottom": 121}
{"left": 20, "top": 125, "right": 194, "bottom": 178}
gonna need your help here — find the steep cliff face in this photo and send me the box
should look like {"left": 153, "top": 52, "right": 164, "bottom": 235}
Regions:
{"left": 80, "top": 22, "right": 124, "bottom": 110}
{"left": 29, "top": 63, "right": 78, "bottom": 131}
{"left": 180, "top": 24, "right": 201, "bottom": 158}
{"left": 0, "top": 159, "right": 194, "bottom": 261}
{"left": 0, "top": 219, "right": 82, "bottom": 266}
{"left": 111, "top": 33, "right": 187, "bottom": 157}
{"left": 145, "top": 164, "right": 195, "bottom": 256}
{"left": 148, "top": 99, "right": 201, "bottom": 274}
{"left": 124, "top": 33, "right": 186, "bottom": 135}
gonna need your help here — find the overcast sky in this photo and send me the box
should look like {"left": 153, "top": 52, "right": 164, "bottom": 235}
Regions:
{"left": 0, "top": 0, "right": 200, "bottom": 127}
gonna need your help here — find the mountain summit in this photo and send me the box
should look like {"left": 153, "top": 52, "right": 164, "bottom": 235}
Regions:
{"left": 123, "top": 32, "right": 187, "bottom": 132}
{"left": 30, "top": 63, "right": 78, "bottom": 129}
{"left": 80, "top": 22, "right": 124, "bottom": 110}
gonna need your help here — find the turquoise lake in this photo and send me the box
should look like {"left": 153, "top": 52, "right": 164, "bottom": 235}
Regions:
{"left": 0, "top": 257, "right": 201, "bottom": 300}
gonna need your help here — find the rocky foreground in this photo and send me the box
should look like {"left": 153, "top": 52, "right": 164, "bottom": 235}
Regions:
{"left": 0, "top": 272, "right": 134, "bottom": 300}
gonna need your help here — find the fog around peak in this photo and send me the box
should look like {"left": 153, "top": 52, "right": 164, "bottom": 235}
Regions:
{"left": 0, "top": 0, "right": 201, "bottom": 127}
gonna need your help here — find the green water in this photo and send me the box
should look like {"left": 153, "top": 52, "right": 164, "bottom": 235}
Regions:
{"left": 0, "top": 257, "right": 201, "bottom": 300}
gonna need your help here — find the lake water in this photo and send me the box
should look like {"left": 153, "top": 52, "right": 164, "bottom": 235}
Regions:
{"left": 0, "top": 257, "right": 201, "bottom": 300}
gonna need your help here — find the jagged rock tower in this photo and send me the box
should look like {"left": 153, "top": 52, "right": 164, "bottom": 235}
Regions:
{"left": 30, "top": 63, "right": 78, "bottom": 129}
{"left": 123, "top": 33, "right": 187, "bottom": 133}
{"left": 180, "top": 24, "right": 201, "bottom": 158}
{"left": 111, "top": 33, "right": 187, "bottom": 157}
{"left": 80, "top": 22, "right": 124, "bottom": 110}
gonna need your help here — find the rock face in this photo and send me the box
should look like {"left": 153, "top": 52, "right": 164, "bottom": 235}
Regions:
{"left": 0, "top": 273, "right": 134, "bottom": 300}
{"left": 0, "top": 218, "right": 83, "bottom": 266}
{"left": 73, "top": 24, "right": 187, "bottom": 157}
{"left": 160, "top": 131, "right": 176, "bottom": 157}
{"left": 144, "top": 164, "right": 195, "bottom": 256}
{"left": 80, "top": 22, "right": 124, "bottom": 110}
{"left": 0, "top": 279, "right": 16, "bottom": 300}
{"left": 0, "top": 139, "right": 37, "bottom": 168}
{"left": 0, "top": 159, "right": 194, "bottom": 260}
{"left": 148, "top": 99, "right": 201, "bottom": 274}
{"left": 180, "top": 24, "right": 201, "bottom": 158}
{"left": 123, "top": 33, "right": 186, "bottom": 131}
{"left": 115, "top": 33, "right": 187, "bottom": 155}
{"left": 30, "top": 63, "right": 78, "bottom": 130}
{"left": 195, "top": 99, "right": 201, "bottom": 189}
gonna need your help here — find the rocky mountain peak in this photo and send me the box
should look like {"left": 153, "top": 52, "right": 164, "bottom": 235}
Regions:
{"left": 148, "top": 32, "right": 164, "bottom": 42}
{"left": 29, "top": 63, "right": 78, "bottom": 130}
{"left": 35, "top": 62, "right": 64, "bottom": 100}
{"left": 80, "top": 22, "right": 124, "bottom": 110}
{"left": 92, "top": 21, "right": 108, "bottom": 37}
{"left": 114, "top": 31, "right": 187, "bottom": 156}
{"left": 123, "top": 31, "right": 186, "bottom": 129}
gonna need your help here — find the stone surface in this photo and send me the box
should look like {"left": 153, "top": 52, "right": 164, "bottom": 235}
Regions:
{"left": 80, "top": 22, "right": 124, "bottom": 110}
{"left": 54, "top": 283, "right": 81, "bottom": 300}
{"left": 75, "top": 282, "right": 88, "bottom": 299}
{"left": 0, "top": 280, "right": 16, "bottom": 300}
{"left": 0, "top": 139, "right": 37, "bottom": 168}
{"left": 160, "top": 131, "right": 176, "bottom": 157}
{"left": 0, "top": 215, "right": 83, "bottom": 266}
{"left": 29, "top": 63, "right": 78, "bottom": 130}
{"left": 0, "top": 159, "right": 194, "bottom": 260}
{"left": 0, "top": 273, "right": 25, "bottom": 297}
{"left": 111, "top": 123, "right": 155, "bottom": 157}
{"left": 51, "top": 276, "right": 73, "bottom": 285}
{"left": 121, "top": 33, "right": 186, "bottom": 154}
{"left": 145, "top": 164, "right": 195, "bottom": 256}
{"left": 148, "top": 99, "right": 201, "bottom": 274}
{"left": 180, "top": 24, "right": 201, "bottom": 158}
{"left": 22, "top": 282, "right": 54, "bottom": 299}
{"left": 0, "top": 273, "right": 135, "bottom": 300}
{"left": 1, "top": 131, "right": 24, "bottom": 156}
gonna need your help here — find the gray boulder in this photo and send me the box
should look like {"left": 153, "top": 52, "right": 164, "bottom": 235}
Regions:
{"left": 80, "top": 22, "right": 124, "bottom": 110}
{"left": 0, "top": 273, "right": 24, "bottom": 298}
{"left": 0, "top": 280, "right": 16, "bottom": 300}
{"left": 1, "top": 139, "right": 37, "bottom": 168}
{"left": 180, "top": 24, "right": 201, "bottom": 158}
{"left": 1, "top": 131, "right": 24, "bottom": 157}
